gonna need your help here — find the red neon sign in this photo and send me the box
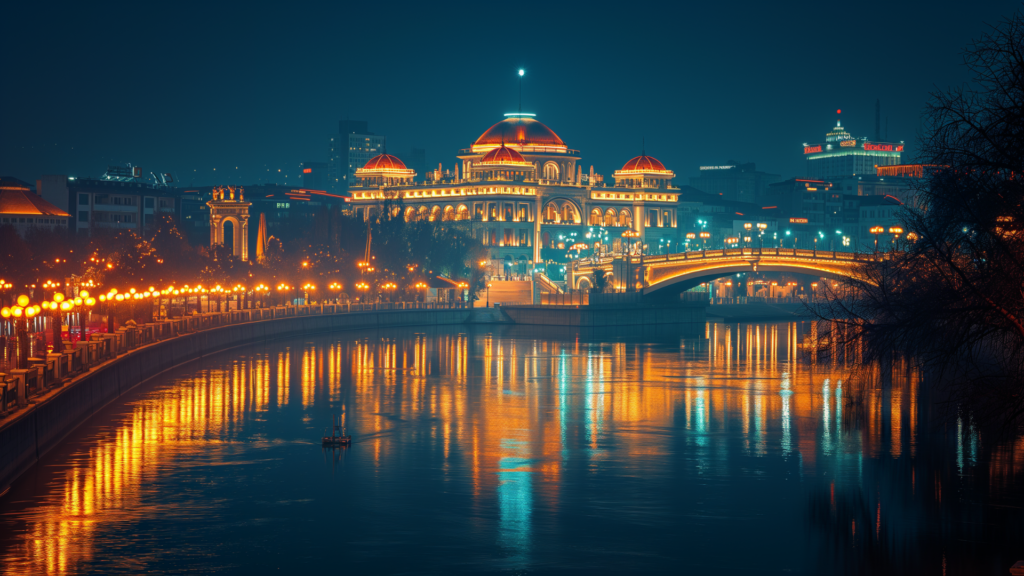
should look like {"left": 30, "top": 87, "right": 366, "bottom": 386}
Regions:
{"left": 804, "top": 145, "right": 822, "bottom": 154}
{"left": 303, "top": 168, "right": 312, "bottom": 173}
{"left": 864, "top": 143, "right": 903, "bottom": 152}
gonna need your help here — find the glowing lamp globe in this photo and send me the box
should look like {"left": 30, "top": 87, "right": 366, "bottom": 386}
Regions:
{"left": 16, "top": 295, "right": 29, "bottom": 307}
{"left": 12, "top": 307, "right": 23, "bottom": 317}
{"left": 0, "top": 307, "right": 9, "bottom": 318}
{"left": 81, "top": 290, "right": 90, "bottom": 298}
{"left": 53, "top": 292, "right": 65, "bottom": 303}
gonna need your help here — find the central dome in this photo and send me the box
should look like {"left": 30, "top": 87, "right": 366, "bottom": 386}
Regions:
{"left": 472, "top": 115, "right": 566, "bottom": 152}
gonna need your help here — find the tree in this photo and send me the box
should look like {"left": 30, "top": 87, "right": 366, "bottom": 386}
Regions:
{"left": 816, "top": 12, "right": 1024, "bottom": 429}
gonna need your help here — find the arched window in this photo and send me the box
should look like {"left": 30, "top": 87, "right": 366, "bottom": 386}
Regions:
{"left": 543, "top": 162, "right": 559, "bottom": 181}
{"left": 443, "top": 206, "right": 455, "bottom": 221}
{"left": 560, "top": 202, "right": 577, "bottom": 224}
{"left": 605, "top": 208, "right": 616, "bottom": 227}
{"left": 405, "top": 207, "right": 417, "bottom": 222}
{"left": 545, "top": 203, "right": 559, "bottom": 222}
{"left": 619, "top": 209, "right": 632, "bottom": 228}
{"left": 429, "top": 206, "right": 441, "bottom": 222}
{"left": 590, "top": 208, "right": 602, "bottom": 226}
{"left": 456, "top": 205, "right": 470, "bottom": 221}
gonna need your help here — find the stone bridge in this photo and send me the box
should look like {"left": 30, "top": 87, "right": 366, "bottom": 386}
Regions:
{"left": 569, "top": 248, "right": 877, "bottom": 298}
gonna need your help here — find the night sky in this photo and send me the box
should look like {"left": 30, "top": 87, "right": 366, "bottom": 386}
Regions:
{"left": 3, "top": 0, "right": 1019, "bottom": 187}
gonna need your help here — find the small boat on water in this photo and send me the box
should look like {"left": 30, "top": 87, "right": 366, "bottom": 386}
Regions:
{"left": 322, "top": 414, "right": 351, "bottom": 446}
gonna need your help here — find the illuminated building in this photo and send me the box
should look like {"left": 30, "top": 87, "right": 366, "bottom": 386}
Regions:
{"left": 803, "top": 116, "right": 903, "bottom": 179}
{"left": 347, "top": 112, "right": 683, "bottom": 276}
{"left": 206, "top": 185, "right": 251, "bottom": 260}
{"left": 689, "top": 162, "right": 781, "bottom": 204}
{"left": 327, "top": 120, "right": 384, "bottom": 196}
{"left": 300, "top": 161, "right": 329, "bottom": 190}
{"left": 0, "top": 177, "right": 70, "bottom": 236}
{"left": 764, "top": 178, "right": 841, "bottom": 230}
{"left": 37, "top": 172, "right": 177, "bottom": 235}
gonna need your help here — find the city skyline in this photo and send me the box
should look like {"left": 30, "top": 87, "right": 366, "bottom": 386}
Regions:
{"left": 3, "top": 1, "right": 1018, "bottom": 186}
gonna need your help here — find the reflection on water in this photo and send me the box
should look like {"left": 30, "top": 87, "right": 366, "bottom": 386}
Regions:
{"left": 0, "top": 322, "right": 1022, "bottom": 575}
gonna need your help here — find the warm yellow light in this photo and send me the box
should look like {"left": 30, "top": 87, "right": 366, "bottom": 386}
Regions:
{"left": 130, "top": 288, "right": 137, "bottom": 294}
{"left": 81, "top": 290, "right": 90, "bottom": 298}
{"left": 53, "top": 292, "right": 65, "bottom": 303}
{"left": 86, "top": 298, "right": 96, "bottom": 306}
{"left": 61, "top": 301, "right": 72, "bottom": 311}
{"left": 115, "top": 294, "right": 124, "bottom": 302}
{"left": 16, "top": 295, "right": 29, "bottom": 307}
{"left": 12, "top": 307, "right": 23, "bottom": 317}
{"left": 0, "top": 307, "right": 9, "bottom": 318}
{"left": 26, "top": 307, "right": 37, "bottom": 318}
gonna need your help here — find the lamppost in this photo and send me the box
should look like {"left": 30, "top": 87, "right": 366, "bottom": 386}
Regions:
{"left": 1, "top": 295, "right": 39, "bottom": 369}
{"left": 486, "top": 282, "right": 492, "bottom": 307}
{"left": 743, "top": 222, "right": 753, "bottom": 248}
{"left": 888, "top": 226, "right": 904, "bottom": 247}
{"left": 725, "top": 237, "right": 739, "bottom": 248}
{"left": 685, "top": 232, "right": 696, "bottom": 252}
{"left": 328, "top": 282, "right": 342, "bottom": 303}
{"left": 870, "top": 226, "right": 885, "bottom": 253}
{"left": 302, "top": 283, "right": 316, "bottom": 304}
{"left": 621, "top": 230, "right": 641, "bottom": 292}
{"left": 355, "top": 282, "right": 369, "bottom": 302}
{"left": 457, "top": 282, "right": 469, "bottom": 303}
{"left": 756, "top": 222, "right": 767, "bottom": 251}
{"left": 699, "top": 231, "right": 711, "bottom": 251}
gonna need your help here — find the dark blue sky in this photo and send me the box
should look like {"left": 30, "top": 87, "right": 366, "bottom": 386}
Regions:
{"left": 2, "top": 0, "right": 1019, "bottom": 187}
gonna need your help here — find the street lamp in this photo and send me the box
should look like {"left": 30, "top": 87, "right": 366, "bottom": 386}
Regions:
{"left": 888, "top": 226, "right": 904, "bottom": 247}
{"left": 486, "top": 282, "right": 492, "bottom": 307}
{"left": 870, "top": 226, "right": 885, "bottom": 253}
{"left": 621, "top": 230, "right": 641, "bottom": 292}
{"left": 699, "top": 231, "right": 711, "bottom": 251}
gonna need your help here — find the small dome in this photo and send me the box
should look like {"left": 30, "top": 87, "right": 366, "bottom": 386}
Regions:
{"left": 620, "top": 154, "right": 668, "bottom": 172}
{"left": 362, "top": 154, "right": 408, "bottom": 171}
{"left": 473, "top": 116, "right": 566, "bottom": 151}
{"left": 479, "top": 144, "right": 531, "bottom": 166}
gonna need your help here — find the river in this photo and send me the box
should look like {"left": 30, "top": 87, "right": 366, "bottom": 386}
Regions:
{"left": 0, "top": 322, "right": 1021, "bottom": 575}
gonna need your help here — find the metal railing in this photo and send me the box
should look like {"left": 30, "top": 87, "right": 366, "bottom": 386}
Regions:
{"left": 0, "top": 300, "right": 469, "bottom": 418}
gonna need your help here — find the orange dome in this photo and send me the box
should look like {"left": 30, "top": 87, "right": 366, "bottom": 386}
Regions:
{"left": 620, "top": 154, "right": 668, "bottom": 172}
{"left": 473, "top": 116, "right": 566, "bottom": 152}
{"left": 362, "top": 154, "right": 408, "bottom": 171}
{"left": 479, "top": 144, "right": 531, "bottom": 166}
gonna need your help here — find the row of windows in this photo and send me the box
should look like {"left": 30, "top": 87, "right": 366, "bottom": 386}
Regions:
{"left": 1, "top": 217, "right": 65, "bottom": 225}
{"left": 480, "top": 228, "right": 531, "bottom": 247}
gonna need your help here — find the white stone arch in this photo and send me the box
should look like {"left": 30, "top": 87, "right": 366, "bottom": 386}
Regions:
{"left": 576, "top": 276, "right": 593, "bottom": 291}
{"left": 429, "top": 205, "right": 442, "bottom": 222}
{"left": 543, "top": 161, "right": 560, "bottom": 181}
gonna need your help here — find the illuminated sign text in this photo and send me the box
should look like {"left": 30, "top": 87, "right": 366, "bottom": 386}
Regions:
{"left": 803, "top": 145, "right": 822, "bottom": 154}
{"left": 699, "top": 165, "right": 736, "bottom": 170}
{"left": 303, "top": 168, "right": 312, "bottom": 173}
{"left": 864, "top": 143, "right": 904, "bottom": 152}
{"left": 789, "top": 217, "right": 808, "bottom": 224}
{"left": 840, "top": 140, "right": 857, "bottom": 147}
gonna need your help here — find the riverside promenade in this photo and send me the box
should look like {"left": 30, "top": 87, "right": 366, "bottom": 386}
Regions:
{"left": 0, "top": 302, "right": 472, "bottom": 493}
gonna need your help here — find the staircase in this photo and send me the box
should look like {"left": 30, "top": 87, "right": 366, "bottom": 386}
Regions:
{"left": 479, "top": 280, "right": 532, "bottom": 307}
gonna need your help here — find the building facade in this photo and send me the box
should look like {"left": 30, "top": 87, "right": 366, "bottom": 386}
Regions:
{"left": 347, "top": 113, "right": 685, "bottom": 279}
{"left": 300, "top": 161, "right": 329, "bottom": 191}
{"left": 0, "top": 177, "right": 70, "bottom": 236}
{"left": 327, "top": 120, "right": 385, "bottom": 196}
{"left": 804, "top": 119, "right": 903, "bottom": 179}
{"left": 689, "top": 162, "right": 781, "bottom": 204}
{"left": 37, "top": 174, "right": 177, "bottom": 235}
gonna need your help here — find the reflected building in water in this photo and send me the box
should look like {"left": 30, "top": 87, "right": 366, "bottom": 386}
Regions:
{"left": 1, "top": 324, "right": 1021, "bottom": 574}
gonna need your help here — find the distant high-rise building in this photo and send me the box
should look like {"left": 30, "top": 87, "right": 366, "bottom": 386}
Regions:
{"left": 327, "top": 120, "right": 384, "bottom": 196}
{"left": 688, "top": 162, "right": 781, "bottom": 204}
{"left": 300, "top": 161, "right": 328, "bottom": 190}
{"left": 408, "top": 148, "right": 426, "bottom": 183}
{"left": 803, "top": 115, "right": 903, "bottom": 180}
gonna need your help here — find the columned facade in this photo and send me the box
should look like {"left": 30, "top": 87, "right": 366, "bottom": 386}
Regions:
{"left": 207, "top": 185, "right": 252, "bottom": 261}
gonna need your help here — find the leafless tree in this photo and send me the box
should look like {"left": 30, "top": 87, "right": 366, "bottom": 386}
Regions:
{"left": 815, "top": 11, "right": 1024, "bottom": 430}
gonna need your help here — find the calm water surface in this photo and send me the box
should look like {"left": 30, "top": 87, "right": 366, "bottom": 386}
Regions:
{"left": 1, "top": 323, "right": 1022, "bottom": 575}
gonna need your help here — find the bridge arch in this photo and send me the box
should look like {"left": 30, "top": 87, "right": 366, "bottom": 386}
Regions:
{"left": 642, "top": 259, "right": 867, "bottom": 296}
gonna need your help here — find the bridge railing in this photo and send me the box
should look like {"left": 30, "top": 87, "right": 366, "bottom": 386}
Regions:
{"left": 576, "top": 248, "right": 879, "bottom": 272}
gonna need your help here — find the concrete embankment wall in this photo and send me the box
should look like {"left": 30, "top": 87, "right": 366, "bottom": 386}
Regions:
{"left": 0, "top": 308, "right": 469, "bottom": 493}
{"left": 501, "top": 304, "right": 705, "bottom": 328}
